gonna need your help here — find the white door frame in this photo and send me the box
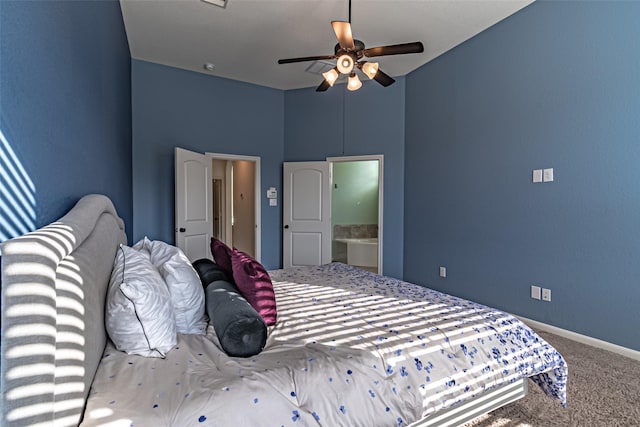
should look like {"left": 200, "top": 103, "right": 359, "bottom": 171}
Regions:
{"left": 326, "top": 154, "right": 384, "bottom": 275}
{"left": 206, "top": 152, "right": 261, "bottom": 262}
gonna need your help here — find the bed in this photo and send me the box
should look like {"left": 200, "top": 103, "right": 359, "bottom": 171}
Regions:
{"left": 1, "top": 194, "right": 567, "bottom": 427}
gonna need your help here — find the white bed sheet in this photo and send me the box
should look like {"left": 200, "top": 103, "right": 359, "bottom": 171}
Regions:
{"left": 81, "top": 263, "right": 567, "bottom": 427}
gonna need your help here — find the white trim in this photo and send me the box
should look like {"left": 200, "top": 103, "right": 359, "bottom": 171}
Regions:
{"left": 205, "top": 152, "right": 261, "bottom": 263}
{"left": 326, "top": 155, "right": 384, "bottom": 275}
{"left": 516, "top": 315, "right": 640, "bottom": 362}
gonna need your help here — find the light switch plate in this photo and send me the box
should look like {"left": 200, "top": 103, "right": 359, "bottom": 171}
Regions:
{"left": 533, "top": 169, "right": 543, "bottom": 183}
{"left": 543, "top": 168, "right": 554, "bottom": 182}
{"left": 531, "top": 285, "right": 541, "bottom": 300}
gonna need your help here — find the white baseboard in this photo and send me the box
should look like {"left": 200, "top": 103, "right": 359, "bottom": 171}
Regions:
{"left": 516, "top": 315, "right": 640, "bottom": 362}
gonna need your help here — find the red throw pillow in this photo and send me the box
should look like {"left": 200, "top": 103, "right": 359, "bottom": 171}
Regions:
{"left": 210, "top": 237, "right": 233, "bottom": 275}
{"left": 230, "top": 249, "right": 277, "bottom": 326}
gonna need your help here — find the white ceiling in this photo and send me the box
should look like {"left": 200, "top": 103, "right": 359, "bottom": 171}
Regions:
{"left": 120, "top": 0, "right": 534, "bottom": 91}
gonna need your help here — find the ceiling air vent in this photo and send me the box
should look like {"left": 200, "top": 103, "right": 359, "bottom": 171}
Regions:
{"left": 305, "top": 60, "right": 335, "bottom": 75}
{"left": 201, "top": 0, "right": 228, "bottom": 8}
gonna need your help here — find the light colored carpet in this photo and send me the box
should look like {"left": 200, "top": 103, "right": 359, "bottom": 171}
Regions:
{"left": 465, "top": 329, "right": 640, "bottom": 427}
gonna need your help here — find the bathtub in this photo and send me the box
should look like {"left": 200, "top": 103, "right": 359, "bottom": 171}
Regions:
{"left": 334, "top": 237, "right": 378, "bottom": 269}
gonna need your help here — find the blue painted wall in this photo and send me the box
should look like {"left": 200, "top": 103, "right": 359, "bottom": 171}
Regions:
{"left": 131, "top": 60, "right": 284, "bottom": 270}
{"left": 3, "top": 0, "right": 637, "bottom": 350}
{"left": 284, "top": 80, "right": 405, "bottom": 278}
{"left": 404, "top": 1, "right": 640, "bottom": 350}
{"left": 0, "top": 0, "right": 132, "bottom": 240}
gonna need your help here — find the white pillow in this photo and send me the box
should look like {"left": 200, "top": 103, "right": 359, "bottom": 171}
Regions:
{"left": 131, "top": 235, "right": 152, "bottom": 255}
{"left": 106, "top": 244, "right": 177, "bottom": 357}
{"left": 132, "top": 237, "right": 207, "bottom": 334}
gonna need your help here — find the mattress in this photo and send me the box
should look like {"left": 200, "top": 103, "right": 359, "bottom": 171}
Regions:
{"left": 81, "top": 263, "right": 567, "bottom": 427}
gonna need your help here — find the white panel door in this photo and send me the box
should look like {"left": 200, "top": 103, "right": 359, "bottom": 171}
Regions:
{"left": 175, "top": 147, "right": 212, "bottom": 261}
{"left": 283, "top": 162, "right": 331, "bottom": 268}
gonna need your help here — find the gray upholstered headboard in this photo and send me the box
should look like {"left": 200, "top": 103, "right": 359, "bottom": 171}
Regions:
{"left": 1, "top": 194, "right": 127, "bottom": 427}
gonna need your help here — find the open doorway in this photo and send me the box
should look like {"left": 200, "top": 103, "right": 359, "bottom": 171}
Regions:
{"left": 174, "top": 147, "right": 261, "bottom": 262}
{"left": 328, "top": 155, "right": 383, "bottom": 274}
{"left": 208, "top": 153, "right": 260, "bottom": 259}
{"left": 330, "top": 159, "right": 379, "bottom": 273}
{"left": 282, "top": 155, "right": 383, "bottom": 274}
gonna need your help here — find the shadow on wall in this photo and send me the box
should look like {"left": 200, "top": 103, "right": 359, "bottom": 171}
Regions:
{"left": 0, "top": 128, "right": 36, "bottom": 244}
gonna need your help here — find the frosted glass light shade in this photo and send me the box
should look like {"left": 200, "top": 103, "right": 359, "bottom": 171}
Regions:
{"left": 347, "top": 73, "right": 362, "bottom": 91}
{"left": 337, "top": 54, "right": 355, "bottom": 74}
{"left": 322, "top": 69, "right": 339, "bottom": 86}
{"left": 361, "top": 62, "right": 379, "bottom": 79}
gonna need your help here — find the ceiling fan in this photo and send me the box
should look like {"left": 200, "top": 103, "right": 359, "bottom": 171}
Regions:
{"left": 277, "top": 2, "right": 424, "bottom": 92}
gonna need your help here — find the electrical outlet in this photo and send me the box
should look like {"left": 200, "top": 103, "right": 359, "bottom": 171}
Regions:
{"left": 439, "top": 266, "right": 446, "bottom": 278}
{"left": 542, "top": 288, "right": 551, "bottom": 302}
{"left": 531, "top": 285, "right": 541, "bottom": 300}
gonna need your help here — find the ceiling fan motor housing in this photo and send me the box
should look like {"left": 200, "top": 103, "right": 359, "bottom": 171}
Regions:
{"left": 334, "top": 40, "right": 365, "bottom": 55}
{"left": 334, "top": 40, "right": 364, "bottom": 74}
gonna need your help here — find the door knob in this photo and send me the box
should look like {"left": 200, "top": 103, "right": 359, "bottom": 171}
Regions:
{"left": 179, "top": 227, "right": 186, "bottom": 232}
{"left": 284, "top": 225, "right": 289, "bottom": 229}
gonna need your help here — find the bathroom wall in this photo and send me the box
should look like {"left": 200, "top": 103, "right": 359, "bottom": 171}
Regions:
{"left": 331, "top": 160, "right": 379, "bottom": 228}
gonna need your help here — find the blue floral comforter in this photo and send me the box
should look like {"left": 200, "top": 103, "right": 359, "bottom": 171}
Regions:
{"left": 81, "top": 263, "right": 567, "bottom": 427}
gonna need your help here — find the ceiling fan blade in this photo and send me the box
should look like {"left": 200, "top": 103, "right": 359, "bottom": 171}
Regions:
{"left": 331, "top": 21, "right": 355, "bottom": 50}
{"left": 316, "top": 79, "right": 331, "bottom": 92}
{"left": 363, "top": 42, "right": 424, "bottom": 58}
{"left": 278, "top": 55, "right": 335, "bottom": 65}
{"left": 373, "top": 68, "right": 395, "bottom": 87}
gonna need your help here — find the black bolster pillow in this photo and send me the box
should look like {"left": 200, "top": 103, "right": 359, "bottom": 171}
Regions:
{"left": 193, "top": 258, "right": 232, "bottom": 286}
{"left": 192, "top": 259, "right": 267, "bottom": 358}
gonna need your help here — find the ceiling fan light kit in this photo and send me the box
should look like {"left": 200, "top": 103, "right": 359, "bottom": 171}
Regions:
{"left": 277, "top": 0, "right": 424, "bottom": 93}
{"left": 337, "top": 54, "right": 355, "bottom": 74}
{"left": 347, "top": 72, "right": 362, "bottom": 91}
{"left": 361, "top": 62, "right": 379, "bottom": 79}
{"left": 322, "top": 68, "right": 340, "bottom": 87}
